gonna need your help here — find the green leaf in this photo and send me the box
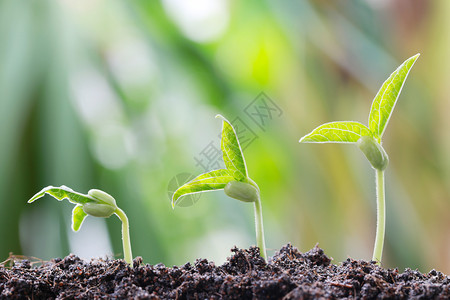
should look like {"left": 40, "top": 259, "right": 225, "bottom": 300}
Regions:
{"left": 171, "top": 169, "right": 233, "bottom": 208}
{"left": 299, "top": 121, "right": 372, "bottom": 143}
{"left": 368, "top": 53, "right": 420, "bottom": 139}
{"left": 72, "top": 205, "right": 88, "bottom": 232}
{"left": 216, "top": 114, "right": 248, "bottom": 181}
{"left": 28, "top": 185, "right": 94, "bottom": 205}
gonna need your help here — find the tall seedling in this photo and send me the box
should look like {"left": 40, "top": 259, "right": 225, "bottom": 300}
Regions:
{"left": 300, "top": 54, "right": 420, "bottom": 264}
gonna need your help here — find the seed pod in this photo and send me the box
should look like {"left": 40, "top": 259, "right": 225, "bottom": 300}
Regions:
{"left": 357, "top": 136, "right": 389, "bottom": 171}
{"left": 82, "top": 202, "right": 116, "bottom": 218}
{"left": 88, "top": 189, "right": 117, "bottom": 207}
{"left": 224, "top": 181, "right": 259, "bottom": 203}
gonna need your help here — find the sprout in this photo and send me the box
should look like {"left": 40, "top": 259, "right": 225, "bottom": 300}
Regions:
{"left": 171, "top": 114, "right": 267, "bottom": 260}
{"left": 299, "top": 54, "right": 420, "bottom": 264}
{"left": 27, "top": 186, "right": 133, "bottom": 264}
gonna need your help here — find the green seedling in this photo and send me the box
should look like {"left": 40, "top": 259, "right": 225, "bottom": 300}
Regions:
{"left": 299, "top": 53, "right": 420, "bottom": 264}
{"left": 172, "top": 114, "right": 267, "bottom": 260}
{"left": 28, "top": 186, "right": 133, "bottom": 264}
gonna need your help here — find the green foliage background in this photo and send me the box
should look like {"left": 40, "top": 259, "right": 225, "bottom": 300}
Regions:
{"left": 1, "top": 0, "right": 449, "bottom": 273}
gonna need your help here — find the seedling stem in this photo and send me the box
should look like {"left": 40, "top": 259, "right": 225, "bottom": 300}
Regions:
{"left": 254, "top": 195, "right": 267, "bottom": 260}
{"left": 373, "top": 169, "right": 385, "bottom": 263}
{"left": 114, "top": 207, "right": 133, "bottom": 264}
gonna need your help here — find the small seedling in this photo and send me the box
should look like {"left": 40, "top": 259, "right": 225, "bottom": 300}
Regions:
{"left": 172, "top": 114, "right": 267, "bottom": 260}
{"left": 27, "top": 186, "right": 133, "bottom": 264}
{"left": 299, "top": 54, "right": 420, "bottom": 264}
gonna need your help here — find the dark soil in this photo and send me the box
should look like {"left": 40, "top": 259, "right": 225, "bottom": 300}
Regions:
{"left": 0, "top": 244, "right": 448, "bottom": 299}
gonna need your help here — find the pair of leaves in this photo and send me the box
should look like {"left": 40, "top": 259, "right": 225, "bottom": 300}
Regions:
{"left": 171, "top": 115, "right": 250, "bottom": 208}
{"left": 300, "top": 54, "right": 420, "bottom": 144}
{"left": 28, "top": 185, "right": 116, "bottom": 232}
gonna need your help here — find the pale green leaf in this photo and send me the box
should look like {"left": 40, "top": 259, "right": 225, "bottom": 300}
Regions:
{"left": 299, "top": 121, "right": 372, "bottom": 143}
{"left": 171, "top": 169, "right": 234, "bottom": 208}
{"left": 28, "top": 185, "right": 94, "bottom": 205}
{"left": 216, "top": 114, "right": 248, "bottom": 181}
{"left": 72, "top": 205, "right": 88, "bottom": 232}
{"left": 368, "top": 53, "right": 420, "bottom": 139}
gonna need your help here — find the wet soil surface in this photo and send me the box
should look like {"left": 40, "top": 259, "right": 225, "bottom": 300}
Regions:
{"left": 0, "top": 244, "right": 449, "bottom": 299}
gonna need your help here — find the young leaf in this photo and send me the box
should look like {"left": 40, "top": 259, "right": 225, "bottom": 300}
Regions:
{"left": 171, "top": 169, "right": 234, "bottom": 208}
{"left": 28, "top": 185, "right": 95, "bottom": 205}
{"left": 368, "top": 53, "right": 420, "bottom": 139}
{"left": 299, "top": 121, "right": 372, "bottom": 143}
{"left": 216, "top": 114, "right": 248, "bottom": 181}
{"left": 72, "top": 205, "right": 88, "bottom": 232}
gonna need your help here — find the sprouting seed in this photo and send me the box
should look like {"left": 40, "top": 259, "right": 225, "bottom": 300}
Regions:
{"left": 27, "top": 186, "right": 133, "bottom": 264}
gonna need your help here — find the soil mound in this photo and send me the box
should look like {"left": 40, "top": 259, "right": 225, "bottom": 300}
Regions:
{"left": 1, "top": 244, "right": 448, "bottom": 299}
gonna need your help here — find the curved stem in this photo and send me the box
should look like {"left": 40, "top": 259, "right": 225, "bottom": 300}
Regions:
{"left": 372, "top": 169, "right": 385, "bottom": 264}
{"left": 254, "top": 194, "right": 267, "bottom": 261}
{"left": 114, "top": 208, "right": 133, "bottom": 264}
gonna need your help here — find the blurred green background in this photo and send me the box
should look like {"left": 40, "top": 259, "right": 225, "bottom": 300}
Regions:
{"left": 1, "top": 0, "right": 449, "bottom": 274}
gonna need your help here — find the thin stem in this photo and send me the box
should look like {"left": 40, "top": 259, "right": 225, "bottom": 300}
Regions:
{"left": 253, "top": 194, "right": 267, "bottom": 261}
{"left": 114, "top": 208, "right": 133, "bottom": 264}
{"left": 372, "top": 169, "right": 385, "bottom": 264}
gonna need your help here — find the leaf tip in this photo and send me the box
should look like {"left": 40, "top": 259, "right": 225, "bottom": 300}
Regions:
{"left": 27, "top": 195, "right": 39, "bottom": 203}
{"left": 215, "top": 114, "right": 226, "bottom": 122}
{"left": 299, "top": 132, "right": 316, "bottom": 143}
{"left": 409, "top": 53, "right": 420, "bottom": 64}
{"left": 27, "top": 185, "right": 54, "bottom": 203}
